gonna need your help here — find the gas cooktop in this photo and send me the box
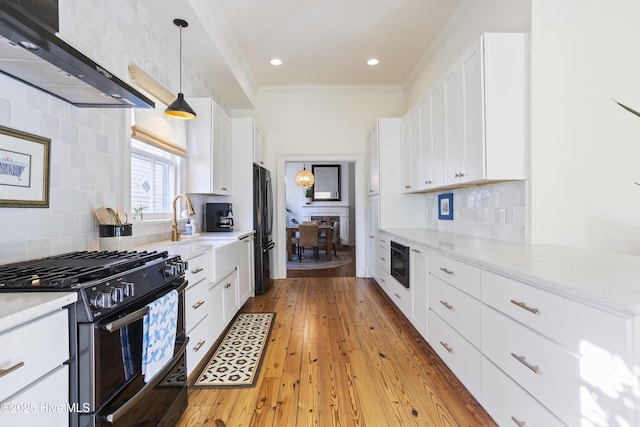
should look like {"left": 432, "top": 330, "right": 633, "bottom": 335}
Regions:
{"left": 0, "top": 250, "right": 169, "bottom": 290}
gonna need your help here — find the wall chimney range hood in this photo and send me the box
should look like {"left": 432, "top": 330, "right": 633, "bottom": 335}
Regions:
{"left": 0, "top": 0, "right": 154, "bottom": 108}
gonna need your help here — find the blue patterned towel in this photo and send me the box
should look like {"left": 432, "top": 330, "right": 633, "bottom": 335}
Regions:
{"left": 141, "top": 290, "right": 178, "bottom": 383}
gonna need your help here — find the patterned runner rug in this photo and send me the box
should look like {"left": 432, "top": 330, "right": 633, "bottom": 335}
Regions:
{"left": 192, "top": 312, "right": 275, "bottom": 388}
{"left": 286, "top": 253, "right": 352, "bottom": 270}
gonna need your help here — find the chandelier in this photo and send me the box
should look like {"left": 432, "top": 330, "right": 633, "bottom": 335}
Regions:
{"left": 295, "top": 164, "right": 314, "bottom": 188}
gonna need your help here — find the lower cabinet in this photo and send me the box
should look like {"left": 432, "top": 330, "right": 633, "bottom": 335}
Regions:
{"left": 221, "top": 268, "right": 239, "bottom": 323}
{"left": 0, "top": 309, "right": 70, "bottom": 427}
{"left": 410, "top": 246, "right": 428, "bottom": 338}
{"left": 185, "top": 313, "right": 213, "bottom": 378}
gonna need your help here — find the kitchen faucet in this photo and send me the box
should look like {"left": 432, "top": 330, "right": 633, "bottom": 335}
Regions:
{"left": 171, "top": 194, "right": 196, "bottom": 241}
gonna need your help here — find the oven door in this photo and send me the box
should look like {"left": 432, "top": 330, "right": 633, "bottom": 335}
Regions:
{"left": 77, "top": 280, "right": 186, "bottom": 413}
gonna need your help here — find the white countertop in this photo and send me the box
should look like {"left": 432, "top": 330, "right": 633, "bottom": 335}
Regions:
{"left": 0, "top": 292, "right": 77, "bottom": 334}
{"left": 383, "top": 227, "right": 640, "bottom": 316}
{"left": 135, "top": 230, "right": 255, "bottom": 255}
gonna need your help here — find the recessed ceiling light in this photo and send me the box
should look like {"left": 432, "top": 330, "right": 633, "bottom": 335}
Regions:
{"left": 270, "top": 58, "right": 283, "bottom": 66}
{"left": 367, "top": 58, "right": 379, "bottom": 66}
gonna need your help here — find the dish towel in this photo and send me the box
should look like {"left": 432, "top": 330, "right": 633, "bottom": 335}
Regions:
{"left": 141, "top": 290, "right": 178, "bottom": 383}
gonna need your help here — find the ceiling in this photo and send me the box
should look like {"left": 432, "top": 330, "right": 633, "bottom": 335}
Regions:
{"left": 140, "top": 0, "right": 465, "bottom": 109}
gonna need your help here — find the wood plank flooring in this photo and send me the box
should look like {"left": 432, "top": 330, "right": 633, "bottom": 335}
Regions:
{"left": 177, "top": 263, "right": 497, "bottom": 426}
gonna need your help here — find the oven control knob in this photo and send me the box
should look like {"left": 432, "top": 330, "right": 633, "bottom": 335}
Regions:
{"left": 110, "top": 286, "right": 125, "bottom": 303}
{"left": 123, "top": 282, "right": 135, "bottom": 297}
{"left": 90, "top": 292, "right": 112, "bottom": 309}
{"left": 163, "top": 263, "right": 177, "bottom": 276}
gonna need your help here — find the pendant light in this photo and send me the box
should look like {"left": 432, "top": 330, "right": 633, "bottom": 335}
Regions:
{"left": 295, "top": 164, "right": 315, "bottom": 188}
{"left": 165, "top": 19, "right": 196, "bottom": 120}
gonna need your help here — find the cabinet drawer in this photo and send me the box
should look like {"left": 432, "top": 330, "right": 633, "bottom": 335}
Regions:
{"left": 0, "top": 364, "right": 69, "bottom": 427}
{"left": 483, "top": 305, "right": 583, "bottom": 426}
{"left": 481, "top": 357, "right": 564, "bottom": 427}
{"left": 0, "top": 310, "right": 69, "bottom": 402}
{"left": 428, "top": 276, "right": 481, "bottom": 348}
{"left": 185, "top": 251, "right": 210, "bottom": 286}
{"left": 185, "top": 278, "right": 209, "bottom": 332}
{"left": 428, "top": 252, "right": 480, "bottom": 298}
{"left": 481, "top": 270, "right": 631, "bottom": 357}
{"left": 377, "top": 243, "right": 390, "bottom": 274}
{"left": 428, "top": 310, "right": 481, "bottom": 400}
{"left": 186, "top": 314, "right": 213, "bottom": 378}
{"left": 384, "top": 276, "right": 411, "bottom": 319}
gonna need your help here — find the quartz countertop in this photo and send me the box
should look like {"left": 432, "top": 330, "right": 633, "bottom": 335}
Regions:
{"left": 383, "top": 227, "right": 640, "bottom": 316}
{"left": 135, "top": 230, "right": 255, "bottom": 255}
{"left": 0, "top": 292, "right": 77, "bottom": 334}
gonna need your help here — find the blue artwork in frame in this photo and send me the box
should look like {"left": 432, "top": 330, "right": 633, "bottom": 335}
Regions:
{"left": 438, "top": 193, "right": 453, "bottom": 220}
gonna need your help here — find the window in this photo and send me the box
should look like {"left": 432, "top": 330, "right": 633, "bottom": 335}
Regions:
{"left": 130, "top": 139, "right": 178, "bottom": 218}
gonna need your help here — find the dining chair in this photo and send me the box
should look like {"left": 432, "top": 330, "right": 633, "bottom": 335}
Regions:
{"left": 330, "top": 221, "right": 340, "bottom": 257}
{"left": 298, "top": 223, "right": 319, "bottom": 262}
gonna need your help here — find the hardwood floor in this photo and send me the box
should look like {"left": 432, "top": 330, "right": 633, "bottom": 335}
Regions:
{"left": 177, "top": 268, "right": 496, "bottom": 426}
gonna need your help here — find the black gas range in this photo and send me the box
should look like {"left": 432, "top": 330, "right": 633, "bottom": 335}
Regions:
{"left": 0, "top": 250, "right": 189, "bottom": 427}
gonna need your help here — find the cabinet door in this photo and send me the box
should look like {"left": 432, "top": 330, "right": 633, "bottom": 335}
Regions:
{"left": 419, "top": 84, "right": 444, "bottom": 189}
{"left": 442, "top": 63, "right": 462, "bottom": 186}
{"left": 460, "top": 39, "right": 485, "bottom": 183}
{"left": 186, "top": 98, "right": 214, "bottom": 193}
{"left": 400, "top": 108, "right": 419, "bottom": 193}
{"left": 238, "top": 235, "right": 255, "bottom": 304}
{"left": 367, "top": 195, "right": 379, "bottom": 278}
{"left": 208, "top": 281, "right": 225, "bottom": 343}
{"left": 253, "top": 126, "right": 264, "bottom": 165}
{"left": 410, "top": 246, "right": 428, "bottom": 339}
{"left": 214, "top": 104, "right": 232, "bottom": 195}
{"left": 367, "top": 125, "right": 380, "bottom": 195}
{"left": 222, "top": 269, "right": 239, "bottom": 322}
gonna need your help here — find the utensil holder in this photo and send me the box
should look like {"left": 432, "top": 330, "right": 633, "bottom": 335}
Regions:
{"left": 99, "top": 224, "right": 133, "bottom": 251}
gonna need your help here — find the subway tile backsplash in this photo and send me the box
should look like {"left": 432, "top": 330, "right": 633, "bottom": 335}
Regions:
{"left": 424, "top": 181, "right": 527, "bottom": 243}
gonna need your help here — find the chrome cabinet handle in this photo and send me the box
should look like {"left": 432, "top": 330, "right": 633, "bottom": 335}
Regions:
{"left": 394, "top": 293, "right": 401, "bottom": 299}
{"left": 510, "top": 299, "right": 540, "bottom": 315}
{"left": 192, "top": 300, "right": 205, "bottom": 309}
{"left": 440, "top": 341, "right": 453, "bottom": 353}
{"left": 454, "top": 172, "right": 465, "bottom": 178}
{"left": 380, "top": 278, "right": 386, "bottom": 283}
{"left": 380, "top": 257, "right": 386, "bottom": 262}
{"left": 439, "top": 267, "right": 454, "bottom": 275}
{"left": 425, "top": 180, "right": 433, "bottom": 184}
{"left": 221, "top": 187, "right": 228, "bottom": 191}
{"left": 511, "top": 416, "right": 526, "bottom": 427}
{"left": 0, "top": 361, "right": 25, "bottom": 378}
{"left": 193, "top": 340, "right": 206, "bottom": 352}
{"left": 511, "top": 352, "right": 540, "bottom": 374}
{"left": 190, "top": 267, "right": 204, "bottom": 274}
{"left": 439, "top": 300, "right": 454, "bottom": 310}
{"left": 411, "top": 248, "right": 421, "bottom": 253}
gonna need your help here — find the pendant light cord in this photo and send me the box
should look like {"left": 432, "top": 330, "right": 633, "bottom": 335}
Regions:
{"left": 179, "top": 24, "right": 183, "bottom": 92}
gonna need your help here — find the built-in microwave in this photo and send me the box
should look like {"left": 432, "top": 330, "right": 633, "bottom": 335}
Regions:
{"left": 390, "top": 241, "right": 410, "bottom": 288}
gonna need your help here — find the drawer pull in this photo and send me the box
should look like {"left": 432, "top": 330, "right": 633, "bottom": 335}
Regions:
{"left": 439, "top": 341, "right": 454, "bottom": 353}
{"left": 510, "top": 416, "right": 526, "bottom": 427}
{"left": 394, "top": 293, "right": 401, "bottom": 299}
{"left": 193, "top": 340, "right": 206, "bottom": 352}
{"left": 190, "top": 267, "right": 204, "bottom": 274}
{"left": 0, "top": 361, "right": 25, "bottom": 378}
{"left": 192, "top": 300, "right": 205, "bottom": 309}
{"left": 511, "top": 352, "right": 540, "bottom": 374}
{"left": 510, "top": 300, "right": 540, "bottom": 315}
{"left": 225, "top": 283, "right": 231, "bottom": 289}
{"left": 439, "top": 300, "right": 454, "bottom": 310}
{"left": 439, "top": 267, "right": 454, "bottom": 275}
{"left": 380, "top": 257, "right": 386, "bottom": 262}
{"left": 411, "top": 248, "right": 421, "bottom": 254}
{"left": 380, "top": 278, "right": 386, "bottom": 283}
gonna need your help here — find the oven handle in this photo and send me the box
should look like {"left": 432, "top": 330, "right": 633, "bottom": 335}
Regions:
{"left": 104, "top": 337, "right": 189, "bottom": 424}
{"left": 101, "top": 306, "right": 149, "bottom": 333}
{"left": 101, "top": 279, "right": 188, "bottom": 333}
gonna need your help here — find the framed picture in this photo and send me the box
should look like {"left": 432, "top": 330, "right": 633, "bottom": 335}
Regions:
{"left": 438, "top": 192, "right": 453, "bottom": 220}
{"left": 0, "top": 125, "right": 51, "bottom": 208}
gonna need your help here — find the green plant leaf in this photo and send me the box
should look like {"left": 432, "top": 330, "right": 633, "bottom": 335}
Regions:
{"left": 613, "top": 99, "right": 640, "bottom": 118}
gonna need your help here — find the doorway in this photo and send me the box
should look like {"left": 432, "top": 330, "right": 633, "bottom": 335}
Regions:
{"left": 284, "top": 160, "right": 356, "bottom": 278}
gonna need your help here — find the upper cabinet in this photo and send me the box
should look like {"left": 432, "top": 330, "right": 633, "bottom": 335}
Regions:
{"left": 402, "top": 33, "right": 526, "bottom": 192}
{"left": 186, "top": 98, "right": 232, "bottom": 195}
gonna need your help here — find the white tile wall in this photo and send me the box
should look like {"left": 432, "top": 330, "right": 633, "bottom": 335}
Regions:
{"left": 0, "top": 0, "right": 217, "bottom": 263}
{"left": 424, "top": 181, "right": 528, "bottom": 243}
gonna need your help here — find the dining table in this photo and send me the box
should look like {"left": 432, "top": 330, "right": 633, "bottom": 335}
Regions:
{"left": 286, "top": 224, "right": 333, "bottom": 262}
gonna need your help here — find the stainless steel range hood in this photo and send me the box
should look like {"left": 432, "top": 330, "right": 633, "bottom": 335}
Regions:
{"left": 0, "top": 0, "right": 154, "bottom": 108}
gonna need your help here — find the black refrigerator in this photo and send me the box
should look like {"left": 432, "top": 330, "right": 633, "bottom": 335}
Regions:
{"left": 253, "top": 163, "right": 274, "bottom": 294}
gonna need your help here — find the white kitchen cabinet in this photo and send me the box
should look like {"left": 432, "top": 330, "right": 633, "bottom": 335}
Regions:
{"left": 418, "top": 85, "right": 444, "bottom": 190}
{"left": 253, "top": 126, "right": 265, "bottom": 166}
{"left": 400, "top": 106, "right": 419, "bottom": 193}
{"left": 443, "top": 33, "right": 526, "bottom": 187}
{"left": 180, "top": 248, "right": 214, "bottom": 377}
{"left": 0, "top": 309, "right": 70, "bottom": 427}
{"left": 366, "top": 195, "right": 379, "bottom": 278}
{"left": 366, "top": 124, "right": 380, "bottom": 195}
{"left": 220, "top": 268, "right": 239, "bottom": 323}
{"left": 186, "top": 97, "right": 232, "bottom": 195}
{"left": 237, "top": 234, "right": 255, "bottom": 305}
{"left": 410, "top": 245, "right": 428, "bottom": 339}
